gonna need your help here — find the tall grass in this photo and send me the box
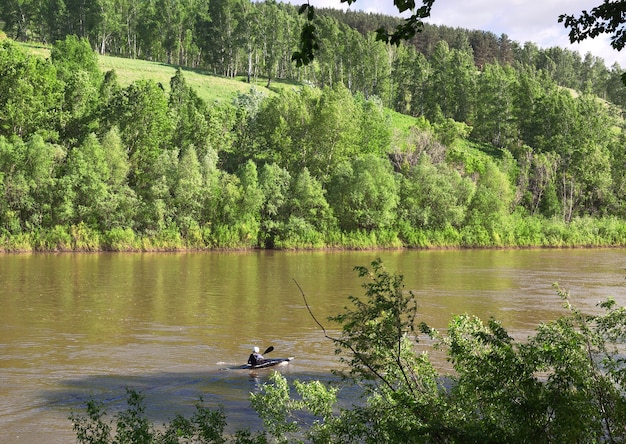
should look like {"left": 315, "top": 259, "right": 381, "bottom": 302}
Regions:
{"left": 3, "top": 216, "right": 626, "bottom": 252}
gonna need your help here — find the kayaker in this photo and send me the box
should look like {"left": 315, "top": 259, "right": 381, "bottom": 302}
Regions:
{"left": 248, "top": 346, "right": 264, "bottom": 366}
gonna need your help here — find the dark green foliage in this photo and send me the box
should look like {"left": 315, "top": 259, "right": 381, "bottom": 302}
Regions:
{"left": 0, "top": 40, "right": 63, "bottom": 140}
{"left": 560, "top": 2, "right": 626, "bottom": 52}
{"left": 70, "top": 388, "right": 267, "bottom": 443}
{"left": 169, "top": 68, "right": 212, "bottom": 159}
{"left": 248, "top": 259, "right": 626, "bottom": 443}
{"left": 326, "top": 155, "right": 398, "bottom": 232}
{"left": 292, "top": 4, "right": 318, "bottom": 67}
{"left": 399, "top": 155, "right": 475, "bottom": 230}
{"left": 51, "top": 35, "right": 101, "bottom": 82}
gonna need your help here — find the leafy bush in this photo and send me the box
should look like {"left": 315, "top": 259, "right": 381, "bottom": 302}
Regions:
{"left": 103, "top": 227, "right": 139, "bottom": 251}
{"left": 70, "top": 388, "right": 267, "bottom": 444}
{"left": 34, "top": 225, "right": 73, "bottom": 251}
{"left": 71, "top": 222, "right": 101, "bottom": 251}
{"left": 0, "top": 231, "right": 32, "bottom": 252}
{"left": 250, "top": 259, "right": 626, "bottom": 442}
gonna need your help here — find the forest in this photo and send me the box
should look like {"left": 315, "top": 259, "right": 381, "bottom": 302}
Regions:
{"left": 2, "top": 0, "right": 626, "bottom": 251}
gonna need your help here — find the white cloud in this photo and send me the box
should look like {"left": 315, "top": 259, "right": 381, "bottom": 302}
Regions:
{"left": 422, "top": 0, "right": 625, "bottom": 66}
{"left": 297, "top": 0, "right": 626, "bottom": 67}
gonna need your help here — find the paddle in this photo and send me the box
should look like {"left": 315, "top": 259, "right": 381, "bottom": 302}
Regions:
{"left": 263, "top": 346, "right": 274, "bottom": 354}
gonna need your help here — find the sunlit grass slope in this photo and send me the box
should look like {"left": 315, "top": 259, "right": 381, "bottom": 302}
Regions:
{"left": 18, "top": 41, "right": 279, "bottom": 104}
{"left": 97, "top": 55, "right": 272, "bottom": 104}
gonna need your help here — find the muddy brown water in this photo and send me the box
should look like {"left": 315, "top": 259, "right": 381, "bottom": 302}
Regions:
{"left": 2, "top": 249, "right": 625, "bottom": 443}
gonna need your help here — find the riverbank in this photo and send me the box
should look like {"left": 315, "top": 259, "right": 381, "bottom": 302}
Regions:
{"left": 2, "top": 215, "right": 626, "bottom": 253}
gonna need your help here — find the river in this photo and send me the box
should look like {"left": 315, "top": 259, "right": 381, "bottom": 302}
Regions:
{"left": 1, "top": 249, "right": 625, "bottom": 442}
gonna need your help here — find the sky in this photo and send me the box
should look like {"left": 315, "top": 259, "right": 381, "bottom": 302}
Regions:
{"left": 298, "top": 0, "right": 626, "bottom": 68}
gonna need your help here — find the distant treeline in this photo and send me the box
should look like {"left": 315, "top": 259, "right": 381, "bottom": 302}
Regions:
{"left": 2, "top": 0, "right": 625, "bottom": 109}
{"left": 1, "top": 35, "right": 626, "bottom": 252}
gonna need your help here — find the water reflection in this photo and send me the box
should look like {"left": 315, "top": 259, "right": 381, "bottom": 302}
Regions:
{"left": 2, "top": 249, "right": 626, "bottom": 443}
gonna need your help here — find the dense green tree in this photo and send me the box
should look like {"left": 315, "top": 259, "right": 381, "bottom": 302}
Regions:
{"left": 346, "top": 32, "right": 392, "bottom": 103}
{"left": 236, "top": 0, "right": 261, "bottom": 83}
{"left": 607, "top": 62, "right": 626, "bottom": 107}
{"left": 516, "top": 147, "right": 560, "bottom": 217}
{"left": 89, "top": 0, "right": 122, "bottom": 55}
{"left": 249, "top": 86, "right": 314, "bottom": 171}
{"left": 58, "top": 133, "right": 110, "bottom": 227}
{"left": 609, "top": 130, "right": 626, "bottom": 217}
{"left": 168, "top": 68, "right": 211, "bottom": 159}
{"left": 51, "top": 35, "right": 104, "bottom": 142}
{"left": 0, "top": 135, "right": 62, "bottom": 231}
{"left": 399, "top": 155, "right": 475, "bottom": 230}
{"left": 357, "top": 94, "right": 392, "bottom": 156}
{"left": 117, "top": 0, "right": 143, "bottom": 58}
{"left": 154, "top": 0, "right": 200, "bottom": 65}
{"left": 205, "top": 0, "right": 243, "bottom": 76}
{"left": 0, "top": 40, "right": 63, "bottom": 140}
{"left": 513, "top": 66, "right": 547, "bottom": 146}
{"left": 134, "top": 0, "right": 164, "bottom": 61}
{"left": 581, "top": 52, "right": 610, "bottom": 96}
{"left": 172, "top": 144, "right": 203, "bottom": 230}
{"left": 391, "top": 43, "right": 420, "bottom": 115}
{"left": 286, "top": 167, "right": 334, "bottom": 233}
{"left": 472, "top": 63, "right": 518, "bottom": 148}
{"left": 39, "top": 0, "right": 69, "bottom": 43}
{"left": 99, "top": 127, "right": 137, "bottom": 229}
{"left": 424, "top": 40, "right": 475, "bottom": 123}
{"left": 257, "top": 162, "right": 291, "bottom": 248}
{"left": 448, "top": 34, "right": 476, "bottom": 122}
{"left": 423, "top": 40, "right": 452, "bottom": 122}
{"left": 135, "top": 148, "right": 177, "bottom": 233}
{"left": 539, "top": 47, "right": 581, "bottom": 90}
{"left": 236, "top": 159, "right": 263, "bottom": 235}
{"left": 515, "top": 41, "right": 540, "bottom": 67}
{"left": 257, "top": 0, "right": 292, "bottom": 87}
{"left": 309, "top": 84, "right": 361, "bottom": 180}
{"left": 326, "top": 154, "right": 398, "bottom": 232}
{"left": 210, "top": 170, "right": 241, "bottom": 227}
{"left": 1, "top": 0, "right": 40, "bottom": 41}
{"left": 104, "top": 79, "right": 172, "bottom": 195}
{"left": 313, "top": 16, "right": 346, "bottom": 90}
{"left": 197, "top": 147, "right": 222, "bottom": 227}
{"left": 466, "top": 160, "right": 514, "bottom": 236}
{"left": 567, "top": 94, "right": 615, "bottom": 215}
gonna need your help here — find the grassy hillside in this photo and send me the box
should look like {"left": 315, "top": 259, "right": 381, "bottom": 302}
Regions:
{"left": 17, "top": 40, "right": 433, "bottom": 139}
{"left": 17, "top": 41, "right": 278, "bottom": 104}
{"left": 98, "top": 55, "right": 271, "bottom": 104}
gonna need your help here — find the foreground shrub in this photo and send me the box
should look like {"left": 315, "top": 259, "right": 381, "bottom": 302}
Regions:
{"left": 251, "top": 259, "right": 626, "bottom": 442}
{"left": 70, "top": 388, "right": 267, "bottom": 444}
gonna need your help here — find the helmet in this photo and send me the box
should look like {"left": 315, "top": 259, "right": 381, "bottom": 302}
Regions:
{"left": 253, "top": 346, "right": 260, "bottom": 353}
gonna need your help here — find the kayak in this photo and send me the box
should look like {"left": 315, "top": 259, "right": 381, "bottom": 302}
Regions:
{"left": 227, "top": 357, "right": 294, "bottom": 370}
{"left": 247, "top": 357, "right": 294, "bottom": 369}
